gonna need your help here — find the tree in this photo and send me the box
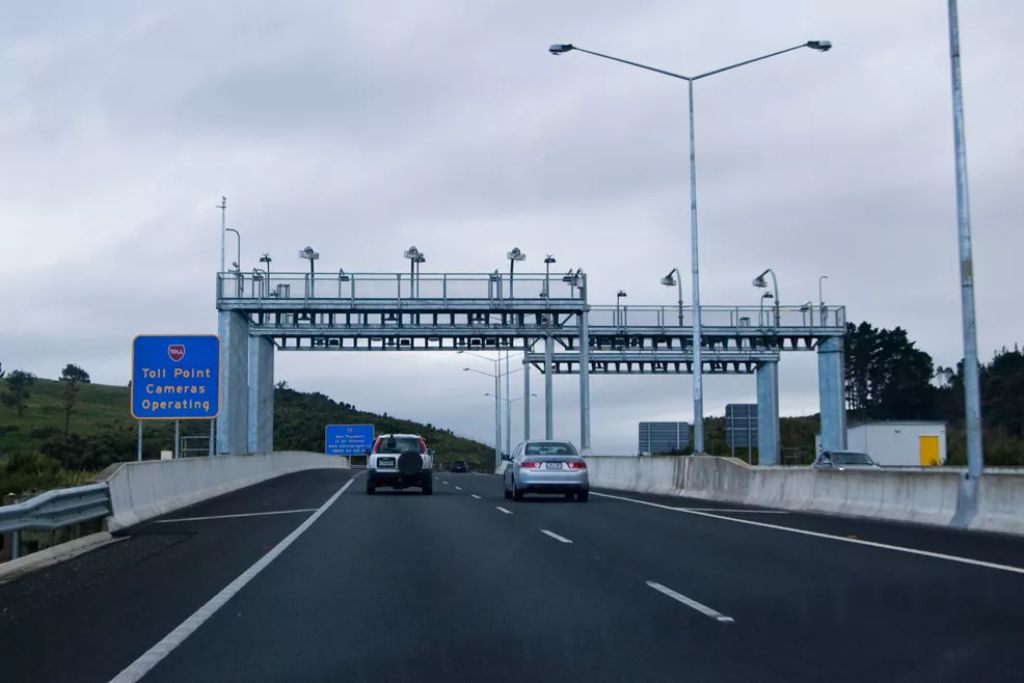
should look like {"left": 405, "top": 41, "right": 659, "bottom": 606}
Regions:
{"left": 2, "top": 370, "right": 36, "bottom": 416}
{"left": 59, "top": 364, "right": 91, "bottom": 435}
{"left": 844, "top": 322, "right": 936, "bottom": 421}
{"left": 0, "top": 361, "right": 5, "bottom": 378}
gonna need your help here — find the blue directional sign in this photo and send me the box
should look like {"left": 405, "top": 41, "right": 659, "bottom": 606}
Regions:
{"left": 325, "top": 424, "right": 375, "bottom": 456}
{"left": 131, "top": 335, "right": 219, "bottom": 420}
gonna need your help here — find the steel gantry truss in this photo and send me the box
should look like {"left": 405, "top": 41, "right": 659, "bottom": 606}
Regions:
{"left": 216, "top": 270, "right": 847, "bottom": 465}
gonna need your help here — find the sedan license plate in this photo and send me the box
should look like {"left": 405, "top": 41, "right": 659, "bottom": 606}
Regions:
{"left": 545, "top": 462, "right": 562, "bottom": 470}
{"left": 378, "top": 457, "right": 395, "bottom": 467}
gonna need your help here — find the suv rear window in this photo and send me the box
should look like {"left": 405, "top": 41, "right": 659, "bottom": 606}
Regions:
{"left": 525, "top": 442, "right": 577, "bottom": 456}
{"left": 376, "top": 437, "right": 423, "bottom": 454}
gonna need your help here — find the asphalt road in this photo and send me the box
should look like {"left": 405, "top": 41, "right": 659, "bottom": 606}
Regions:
{"left": 2, "top": 468, "right": 1024, "bottom": 682}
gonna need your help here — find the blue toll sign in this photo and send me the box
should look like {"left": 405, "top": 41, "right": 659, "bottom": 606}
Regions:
{"left": 131, "top": 335, "right": 219, "bottom": 420}
{"left": 325, "top": 424, "right": 375, "bottom": 456}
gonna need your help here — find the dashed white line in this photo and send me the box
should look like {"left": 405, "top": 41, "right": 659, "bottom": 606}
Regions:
{"left": 109, "top": 475, "right": 359, "bottom": 682}
{"left": 592, "top": 491, "right": 1024, "bottom": 576}
{"left": 540, "top": 529, "right": 573, "bottom": 544}
{"left": 471, "top": 494, "right": 481, "bottom": 500}
{"left": 455, "top": 486, "right": 463, "bottom": 491}
{"left": 646, "top": 580, "right": 734, "bottom": 624}
{"left": 496, "top": 506, "right": 513, "bottom": 515}
{"left": 154, "top": 509, "right": 317, "bottom": 524}
{"left": 442, "top": 481, "right": 449, "bottom": 485}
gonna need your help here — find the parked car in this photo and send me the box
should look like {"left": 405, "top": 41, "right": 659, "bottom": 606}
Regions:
{"left": 367, "top": 434, "right": 433, "bottom": 494}
{"left": 813, "top": 450, "right": 882, "bottom": 471}
{"left": 503, "top": 440, "right": 588, "bottom": 502}
{"left": 448, "top": 460, "right": 469, "bottom": 473}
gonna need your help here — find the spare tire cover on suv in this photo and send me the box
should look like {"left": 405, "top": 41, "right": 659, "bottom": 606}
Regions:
{"left": 398, "top": 452, "right": 423, "bottom": 476}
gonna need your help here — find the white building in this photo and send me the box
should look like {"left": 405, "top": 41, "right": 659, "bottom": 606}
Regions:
{"left": 815, "top": 421, "right": 947, "bottom": 467}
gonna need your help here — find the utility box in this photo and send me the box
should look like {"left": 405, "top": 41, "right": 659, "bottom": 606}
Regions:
{"left": 815, "top": 421, "right": 947, "bottom": 467}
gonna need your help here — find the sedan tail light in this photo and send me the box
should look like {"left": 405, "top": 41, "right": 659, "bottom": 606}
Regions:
{"left": 519, "top": 461, "right": 541, "bottom": 469}
{"left": 567, "top": 460, "right": 587, "bottom": 470}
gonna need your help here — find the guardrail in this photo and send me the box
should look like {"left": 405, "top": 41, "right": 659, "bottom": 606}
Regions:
{"left": 0, "top": 483, "right": 111, "bottom": 560}
{"left": 588, "top": 304, "right": 845, "bottom": 329}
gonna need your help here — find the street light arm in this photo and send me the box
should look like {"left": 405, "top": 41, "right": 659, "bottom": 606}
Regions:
{"left": 693, "top": 43, "right": 815, "bottom": 80}
{"left": 463, "top": 368, "right": 494, "bottom": 378}
{"left": 569, "top": 46, "right": 691, "bottom": 81}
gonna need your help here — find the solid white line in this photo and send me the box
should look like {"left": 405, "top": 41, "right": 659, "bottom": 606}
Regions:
{"left": 455, "top": 486, "right": 463, "bottom": 491}
{"left": 540, "top": 529, "right": 573, "bottom": 544}
{"left": 109, "top": 475, "right": 359, "bottom": 683}
{"left": 471, "top": 494, "right": 481, "bottom": 500}
{"left": 680, "top": 508, "right": 789, "bottom": 514}
{"left": 153, "top": 509, "right": 318, "bottom": 524}
{"left": 646, "top": 580, "right": 734, "bottom": 623}
{"left": 592, "top": 491, "right": 1024, "bottom": 576}
{"left": 496, "top": 506, "right": 513, "bottom": 515}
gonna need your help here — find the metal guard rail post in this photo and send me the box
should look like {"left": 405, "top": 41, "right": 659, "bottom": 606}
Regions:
{"left": 0, "top": 483, "right": 111, "bottom": 561}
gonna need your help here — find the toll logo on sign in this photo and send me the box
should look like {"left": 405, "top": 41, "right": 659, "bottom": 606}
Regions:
{"left": 168, "top": 344, "right": 186, "bottom": 362}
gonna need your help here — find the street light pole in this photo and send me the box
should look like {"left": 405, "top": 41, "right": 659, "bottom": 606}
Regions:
{"left": 507, "top": 247, "right": 526, "bottom": 298}
{"left": 947, "top": 0, "right": 983, "bottom": 481}
{"left": 217, "top": 196, "right": 227, "bottom": 273}
{"left": 818, "top": 274, "right": 829, "bottom": 325}
{"left": 548, "top": 40, "right": 831, "bottom": 455}
{"left": 661, "top": 268, "right": 684, "bottom": 327}
{"left": 544, "top": 254, "right": 556, "bottom": 298}
{"left": 753, "top": 268, "right": 781, "bottom": 326}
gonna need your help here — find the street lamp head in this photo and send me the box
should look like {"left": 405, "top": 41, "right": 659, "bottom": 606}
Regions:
{"left": 544, "top": 254, "right": 557, "bottom": 265}
{"left": 403, "top": 246, "right": 422, "bottom": 260}
{"left": 259, "top": 253, "right": 272, "bottom": 265}
{"left": 806, "top": 40, "right": 832, "bottom": 52}
{"left": 617, "top": 290, "right": 628, "bottom": 298}
{"left": 661, "top": 268, "right": 678, "bottom": 287}
{"left": 752, "top": 275, "right": 767, "bottom": 288}
{"left": 549, "top": 43, "right": 575, "bottom": 55}
{"left": 298, "top": 246, "right": 319, "bottom": 261}
{"left": 507, "top": 247, "right": 526, "bottom": 262}
{"left": 761, "top": 292, "right": 774, "bottom": 300}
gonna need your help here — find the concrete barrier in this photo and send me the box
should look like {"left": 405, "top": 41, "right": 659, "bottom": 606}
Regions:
{"left": 585, "top": 455, "right": 1024, "bottom": 535}
{"left": 101, "top": 452, "right": 348, "bottom": 531}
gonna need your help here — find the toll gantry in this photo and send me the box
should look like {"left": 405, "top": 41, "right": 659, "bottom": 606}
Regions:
{"left": 216, "top": 270, "right": 846, "bottom": 462}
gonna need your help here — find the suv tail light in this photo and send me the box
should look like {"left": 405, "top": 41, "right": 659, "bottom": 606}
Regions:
{"left": 419, "top": 438, "right": 427, "bottom": 454}
{"left": 371, "top": 439, "right": 380, "bottom": 454}
{"left": 567, "top": 460, "right": 587, "bottom": 470}
{"left": 519, "top": 461, "right": 540, "bottom": 469}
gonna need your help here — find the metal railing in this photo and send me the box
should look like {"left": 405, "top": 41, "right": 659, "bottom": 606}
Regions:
{"left": 0, "top": 483, "right": 111, "bottom": 560}
{"left": 218, "top": 271, "right": 586, "bottom": 304}
{"left": 588, "top": 304, "right": 845, "bottom": 329}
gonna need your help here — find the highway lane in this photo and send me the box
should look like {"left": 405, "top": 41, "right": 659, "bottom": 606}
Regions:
{"left": 3, "top": 467, "right": 1024, "bottom": 682}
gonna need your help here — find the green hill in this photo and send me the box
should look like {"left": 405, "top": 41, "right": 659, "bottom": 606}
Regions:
{"left": 0, "top": 376, "right": 492, "bottom": 493}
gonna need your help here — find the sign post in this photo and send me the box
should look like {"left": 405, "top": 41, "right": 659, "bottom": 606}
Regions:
{"left": 131, "top": 335, "right": 220, "bottom": 459}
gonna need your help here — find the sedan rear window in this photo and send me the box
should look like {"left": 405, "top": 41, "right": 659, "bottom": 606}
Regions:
{"left": 377, "top": 437, "right": 422, "bottom": 454}
{"left": 831, "top": 452, "right": 874, "bottom": 465}
{"left": 525, "top": 442, "right": 577, "bottom": 456}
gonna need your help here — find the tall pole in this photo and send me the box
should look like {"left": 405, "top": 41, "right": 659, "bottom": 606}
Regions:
{"left": 493, "top": 368, "right": 502, "bottom": 468}
{"left": 523, "top": 357, "right": 531, "bottom": 440}
{"left": 544, "top": 335, "right": 554, "bottom": 438}
{"left": 217, "top": 196, "right": 227, "bottom": 274}
{"left": 676, "top": 278, "right": 684, "bottom": 327}
{"left": 137, "top": 420, "right": 143, "bottom": 462}
{"left": 948, "top": 0, "right": 983, "bottom": 479}
{"left": 174, "top": 420, "right": 180, "bottom": 459}
{"left": 688, "top": 80, "right": 704, "bottom": 453}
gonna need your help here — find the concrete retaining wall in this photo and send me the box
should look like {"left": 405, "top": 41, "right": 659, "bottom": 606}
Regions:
{"left": 584, "top": 456, "right": 1023, "bottom": 535}
{"left": 101, "top": 452, "right": 348, "bottom": 531}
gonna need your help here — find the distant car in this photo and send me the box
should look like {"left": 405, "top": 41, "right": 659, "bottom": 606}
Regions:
{"left": 367, "top": 434, "right": 433, "bottom": 494}
{"left": 503, "top": 440, "right": 588, "bottom": 502}
{"left": 813, "top": 450, "right": 882, "bottom": 471}
{"left": 448, "top": 460, "right": 469, "bottom": 473}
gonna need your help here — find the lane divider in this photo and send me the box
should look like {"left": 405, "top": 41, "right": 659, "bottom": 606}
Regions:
{"left": 540, "top": 529, "right": 573, "bottom": 544}
{"left": 592, "top": 491, "right": 1024, "bottom": 576}
{"left": 496, "top": 506, "right": 513, "bottom": 515}
{"left": 153, "top": 509, "right": 318, "bottom": 524}
{"left": 109, "top": 474, "right": 360, "bottom": 683}
{"left": 646, "top": 580, "right": 735, "bottom": 624}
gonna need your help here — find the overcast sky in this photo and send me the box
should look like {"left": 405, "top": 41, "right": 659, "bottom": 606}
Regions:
{"left": 2, "top": 1, "right": 1021, "bottom": 454}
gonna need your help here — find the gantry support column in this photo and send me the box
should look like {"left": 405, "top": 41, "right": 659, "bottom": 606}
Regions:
{"left": 817, "top": 336, "right": 847, "bottom": 454}
{"left": 523, "top": 357, "right": 531, "bottom": 441}
{"left": 216, "top": 310, "right": 249, "bottom": 454}
{"left": 247, "top": 335, "right": 275, "bottom": 454}
{"left": 755, "top": 360, "right": 780, "bottom": 466}
{"left": 544, "top": 335, "right": 554, "bottom": 439}
{"left": 578, "top": 310, "right": 591, "bottom": 453}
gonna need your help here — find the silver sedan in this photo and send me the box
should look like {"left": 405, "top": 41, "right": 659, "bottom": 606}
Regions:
{"left": 503, "top": 440, "right": 589, "bottom": 502}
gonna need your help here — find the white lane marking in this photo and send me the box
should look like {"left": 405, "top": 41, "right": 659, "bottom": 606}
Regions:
{"left": 471, "top": 494, "right": 482, "bottom": 500}
{"left": 646, "top": 580, "right": 734, "bottom": 624}
{"left": 442, "top": 481, "right": 449, "bottom": 485}
{"left": 496, "top": 506, "right": 513, "bottom": 515}
{"left": 154, "top": 509, "right": 318, "bottom": 524}
{"left": 540, "top": 529, "right": 573, "bottom": 544}
{"left": 109, "top": 475, "right": 359, "bottom": 683}
{"left": 680, "top": 508, "right": 789, "bottom": 514}
{"left": 455, "top": 486, "right": 463, "bottom": 491}
{"left": 592, "top": 492, "right": 1024, "bottom": 576}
